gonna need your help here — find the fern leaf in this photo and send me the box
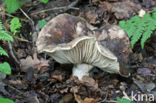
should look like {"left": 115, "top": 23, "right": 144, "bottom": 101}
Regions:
{"left": 10, "top": 17, "right": 22, "bottom": 33}
{"left": 0, "top": 31, "right": 14, "bottom": 41}
{"left": 141, "top": 21, "right": 156, "bottom": 48}
{"left": 0, "top": 21, "right": 14, "bottom": 41}
{"left": 0, "top": 22, "right": 3, "bottom": 30}
{"left": 126, "top": 16, "right": 140, "bottom": 38}
{"left": 152, "top": 7, "right": 156, "bottom": 19}
{"left": 130, "top": 18, "right": 146, "bottom": 47}
{"left": 0, "top": 46, "right": 8, "bottom": 57}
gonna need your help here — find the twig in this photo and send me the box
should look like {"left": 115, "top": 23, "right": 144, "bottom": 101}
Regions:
{"left": 7, "top": 84, "right": 27, "bottom": 97}
{"left": 0, "top": 12, "right": 28, "bottom": 22}
{"left": 19, "top": 8, "right": 34, "bottom": 26}
{"left": 19, "top": 8, "right": 37, "bottom": 50}
{"left": 14, "top": 36, "right": 31, "bottom": 43}
{"left": 31, "top": 0, "right": 80, "bottom": 15}
{"left": 8, "top": 41, "right": 19, "bottom": 64}
{"left": 31, "top": 7, "right": 79, "bottom": 15}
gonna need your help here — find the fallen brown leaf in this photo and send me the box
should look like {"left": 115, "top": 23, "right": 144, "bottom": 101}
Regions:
{"left": 52, "top": 75, "right": 63, "bottom": 82}
{"left": 20, "top": 53, "right": 49, "bottom": 72}
{"left": 81, "top": 76, "right": 99, "bottom": 91}
{"left": 74, "top": 94, "right": 83, "bottom": 103}
{"left": 70, "top": 86, "right": 79, "bottom": 93}
{"left": 84, "top": 97, "right": 101, "bottom": 103}
{"left": 74, "top": 94, "right": 101, "bottom": 103}
{"left": 60, "top": 88, "right": 68, "bottom": 94}
{"left": 112, "top": 1, "right": 141, "bottom": 19}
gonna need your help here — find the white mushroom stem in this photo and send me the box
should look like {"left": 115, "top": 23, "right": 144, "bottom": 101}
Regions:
{"left": 72, "top": 64, "right": 93, "bottom": 80}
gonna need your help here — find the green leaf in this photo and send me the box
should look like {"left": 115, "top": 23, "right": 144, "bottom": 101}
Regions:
{"left": 152, "top": 7, "right": 156, "bottom": 19}
{"left": 38, "top": 20, "right": 47, "bottom": 29}
{"left": 0, "top": 62, "right": 11, "bottom": 74}
{"left": 3, "top": 0, "right": 24, "bottom": 14}
{"left": 40, "top": 0, "right": 49, "bottom": 4}
{"left": 118, "top": 6, "right": 156, "bottom": 49}
{"left": 0, "top": 30, "right": 14, "bottom": 41}
{"left": 0, "top": 46, "right": 8, "bottom": 57}
{"left": 10, "top": 17, "right": 22, "bottom": 33}
{"left": 0, "top": 21, "right": 14, "bottom": 41}
{"left": 0, "top": 97, "right": 14, "bottom": 103}
{"left": 116, "top": 97, "right": 131, "bottom": 103}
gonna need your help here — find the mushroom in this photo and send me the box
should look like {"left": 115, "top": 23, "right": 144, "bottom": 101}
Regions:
{"left": 36, "top": 14, "right": 132, "bottom": 80}
{"left": 94, "top": 25, "right": 132, "bottom": 76}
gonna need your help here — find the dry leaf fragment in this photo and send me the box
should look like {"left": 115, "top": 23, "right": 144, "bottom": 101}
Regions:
{"left": 20, "top": 53, "right": 49, "bottom": 72}
{"left": 74, "top": 94, "right": 84, "bottom": 103}
{"left": 52, "top": 75, "right": 63, "bottom": 82}
{"left": 112, "top": 1, "right": 141, "bottom": 19}
{"left": 84, "top": 97, "right": 101, "bottom": 103}
{"left": 74, "top": 94, "right": 101, "bottom": 103}
{"left": 60, "top": 88, "right": 68, "bottom": 94}
{"left": 81, "top": 76, "right": 99, "bottom": 91}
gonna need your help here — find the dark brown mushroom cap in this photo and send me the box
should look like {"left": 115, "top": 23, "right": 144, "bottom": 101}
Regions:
{"left": 36, "top": 13, "right": 96, "bottom": 53}
{"left": 94, "top": 25, "right": 132, "bottom": 76}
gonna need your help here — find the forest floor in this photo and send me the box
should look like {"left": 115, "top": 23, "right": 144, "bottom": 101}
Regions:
{"left": 0, "top": 0, "right": 156, "bottom": 103}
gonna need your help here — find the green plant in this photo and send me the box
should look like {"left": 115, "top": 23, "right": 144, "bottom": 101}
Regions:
{"left": 38, "top": 20, "right": 47, "bottom": 29}
{"left": 119, "top": 7, "right": 156, "bottom": 49}
{"left": 0, "top": 20, "right": 13, "bottom": 74}
{"left": 3, "top": 0, "right": 24, "bottom": 14}
{"left": 116, "top": 97, "right": 131, "bottom": 103}
{"left": 40, "top": 0, "right": 49, "bottom": 4}
{"left": 0, "top": 97, "right": 15, "bottom": 103}
{"left": 10, "top": 17, "right": 22, "bottom": 35}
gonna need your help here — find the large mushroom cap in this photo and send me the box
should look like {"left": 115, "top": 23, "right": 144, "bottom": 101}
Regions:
{"left": 94, "top": 25, "right": 132, "bottom": 76}
{"left": 36, "top": 14, "right": 131, "bottom": 79}
{"left": 36, "top": 13, "right": 96, "bottom": 53}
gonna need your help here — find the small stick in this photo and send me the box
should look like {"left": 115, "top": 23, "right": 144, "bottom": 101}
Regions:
{"left": 31, "top": 0, "right": 80, "bottom": 15}
{"left": 14, "top": 36, "right": 30, "bottom": 43}
{"left": 19, "top": 8, "right": 37, "bottom": 49}
{"left": 0, "top": 12, "right": 28, "bottom": 22}
{"left": 19, "top": 8, "right": 34, "bottom": 26}
{"left": 8, "top": 41, "right": 19, "bottom": 64}
{"left": 31, "top": 7, "right": 79, "bottom": 15}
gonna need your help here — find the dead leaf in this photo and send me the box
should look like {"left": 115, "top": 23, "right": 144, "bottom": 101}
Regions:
{"left": 20, "top": 53, "right": 49, "bottom": 72}
{"left": 70, "top": 86, "right": 79, "bottom": 93}
{"left": 74, "top": 94, "right": 101, "bottom": 103}
{"left": 74, "top": 94, "right": 83, "bottom": 103}
{"left": 137, "top": 67, "right": 152, "bottom": 75}
{"left": 112, "top": 1, "right": 141, "bottom": 19}
{"left": 60, "top": 88, "right": 68, "bottom": 94}
{"left": 81, "top": 76, "right": 99, "bottom": 91}
{"left": 52, "top": 75, "right": 63, "bottom": 82}
{"left": 84, "top": 97, "right": 101, "bottom": 103}
{"left": 98, "top": 1, "right": 141, "bottom": 19}
{"left": 59, "top": 94, "right": 74, "bottom": 103}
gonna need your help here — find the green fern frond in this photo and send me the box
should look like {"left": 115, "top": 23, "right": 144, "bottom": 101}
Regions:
{"left": 118, "top": 7, "right": 156, "bottom": 49}
{"left": 0, "top": 31, "right": 13, "bottom": 41}
{"left": 0, "top": 20, "right": 13, "bottom": 75}
{"left": 127, "top": 16, "right": 140, "bottom": 38}
{"left": 141, "top": 19, "right": 156, "bottom": 48}
{"left": 152, "top": 7, "right": 156, "bottom": 19}
{"left": 0, "top": 22, "right": 3, "bottom": 30}
{"left": 0, "top": 21, "right": 13, "bottom": 41}
{"left": 0, "top": 46, "right": 8, "bottom": 57}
